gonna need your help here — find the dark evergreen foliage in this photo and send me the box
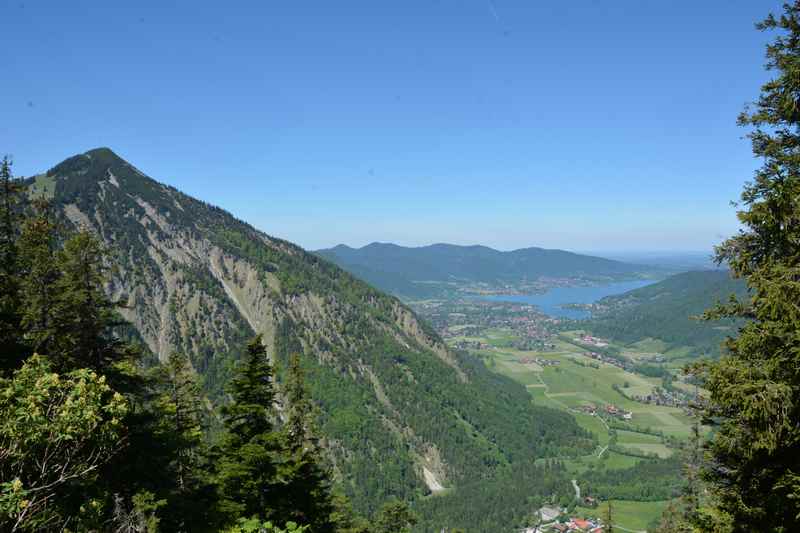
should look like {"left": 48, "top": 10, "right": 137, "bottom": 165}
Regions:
{"left": 17, "top": 200, "right": 62, "bottom": 358}
{"left": 218, "top": 335, "right": 283, "bottom": 521}
{"left": 582, "top": 455, "right": 684, "bottom": 501}
{"left": 0, "top": 156, "right": 25, "bottom": 373}
{"left": 52, "top": 232, "right": 127, "bottom": 372}
{"left": 373, "top": 499, "right": 417, "bottom": 533}
{"left": 415, "top": 460, "right": 574, "bottom": 532}
{"left": 156, "top": 351, "right": 222, "bottom": 531}
{"left": 274, "top": 353, "right": 337, "bottom": 531}
{"left": 690, "top": 2, "right": 800, "bottom": 530}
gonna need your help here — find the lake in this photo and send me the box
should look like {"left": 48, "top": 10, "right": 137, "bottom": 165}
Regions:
{"left": 481, "top": 279, "right": 657, "bottom": 319}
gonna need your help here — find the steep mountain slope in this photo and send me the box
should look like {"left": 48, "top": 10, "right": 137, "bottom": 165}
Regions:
{"left": 317, "top": 242, "right": 662, "bottom": 298}
{"left": 31, "top": 148, "right": 593, "bottom": 515}
{"left": 585, "top": 270, "right": 749, "bottom": 357}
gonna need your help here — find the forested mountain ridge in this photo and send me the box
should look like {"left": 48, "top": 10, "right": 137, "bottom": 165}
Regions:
{"left": 28, "top": 147, "right": 593, "bottom": 519}
{"left": 585, "top": 270, "right": 748, "bottom": 356}
{"left": 317, "top": 242, "right": 663, "bottom": 298}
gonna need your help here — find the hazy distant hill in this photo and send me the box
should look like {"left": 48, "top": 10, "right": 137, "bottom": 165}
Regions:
{"left": 30, "top": 148, "right": 592, "bottom": 518}
{"left": 600, "top": 251, "right": 718, "bottom": 271}
{"left": 317, "top": 242, "right": 660, "bottom": 298}
{"left": 586, "top": 270, "right": 748, "bottom": 357}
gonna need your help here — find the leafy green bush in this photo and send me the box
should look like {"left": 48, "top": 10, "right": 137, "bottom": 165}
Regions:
{"left": 0, "top": 355, "right": 128, "bottom": 530}
{"left": 223, "top": 517, "right": 308, "bottom": 533}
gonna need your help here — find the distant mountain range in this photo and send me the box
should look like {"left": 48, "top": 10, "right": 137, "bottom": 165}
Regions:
{"left": 585, "top": 270, "right": 748, "bottom": 357}
{"left": 316, "top": 242, "right": 664, "bottom": 298}
{"left": 598, "top": 251, "right": 720, "bottom": 271}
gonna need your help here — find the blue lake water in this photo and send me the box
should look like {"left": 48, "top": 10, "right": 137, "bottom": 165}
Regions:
{"left": 481, "top": 279, "right": 657, "bottom": 319}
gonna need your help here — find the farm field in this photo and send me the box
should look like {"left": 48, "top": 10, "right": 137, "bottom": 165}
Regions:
{"left": 576, "top": 499, "right": 670, "bottom": 531}
{"left": 482, "top": 340, "right": 696, "bottom": 440}
{"left": 451, "top": 330, "right": 692, "bottom": 530}
{"left": 561, "top": 329, "right": 706, "bottom": 373}
{"left": 558, "top": 449, "right": 644, "bottom": 474}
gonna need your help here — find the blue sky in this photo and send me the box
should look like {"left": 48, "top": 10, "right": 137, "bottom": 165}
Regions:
{"left": 1, "top": 1, "right": 782, "bottom": 252}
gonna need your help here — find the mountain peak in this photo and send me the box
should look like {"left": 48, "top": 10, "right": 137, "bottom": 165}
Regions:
{"left": 45, "top": 148, "right": 156, "bottom": 197}
{"left": 48, "top": 147, "right": 126, "bottom": 174}
{"left": 84, "top": 146, "right": 125, "bottom": 162}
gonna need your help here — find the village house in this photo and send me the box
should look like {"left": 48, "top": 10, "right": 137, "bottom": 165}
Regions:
{"left": 567, "top": 517, "right": 603, "bottom": 531}
{"left": 525, "top": 516, "right": 605, "bottom": 533}
{"left": 603, "top": 404, "right": 633, "bottom": 420}
{"left": 575, "top": 334, "right": 609, "bottom": 348}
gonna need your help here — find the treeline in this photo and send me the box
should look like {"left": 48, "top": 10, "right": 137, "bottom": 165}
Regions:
{"left": 630, "top": 363, "right": 670, "bottom": 378}
{"left": 0, "top": 158, "right": 416, "bottom": 532}
{"left": 582, "top": 455, "right": 684, "bottom": 502}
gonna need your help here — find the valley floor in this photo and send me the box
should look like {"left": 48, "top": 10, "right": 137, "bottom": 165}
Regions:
{"left": 443, "top": 331, "right": 696, "bottom": 531}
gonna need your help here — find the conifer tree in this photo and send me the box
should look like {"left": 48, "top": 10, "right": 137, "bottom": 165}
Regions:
{"left": 654, "top": 501, "right": 691, "bottom": 533}
{"left": 96, "top": 358, "right": 191, "bottom": 532}
{"left": 158, "top": 351, "right": 221, "bottom": 531}
{"left": 52, "top": 231, "right": 125, "bottom": 372}
{"left": 219, "top": 335, "right": 282, "bottom": 522}
{"left": 373, "top": 499, "right": 417, "bottom": 533}
{"left": 163, "top": 352, "right": 205, "bottom": 493}
{"left": 0, "top": 156, "right": 25, "bottom": 373}
{"left": 693, "top": 1, "right": 800, "bottom": 529}
{"left": 285, "top": 353, "right": 313, "bottom": 444}
{"left": 18, "top": 199, "right": 61, "bottom": 358}
{"left": 276, "top": 353, "right": 336, "bottom": 531}
{"left": 328, "top": 491, "right": 371, "bottom": 533}
{"left": 681, "top": 398, "right": 701, "bottom": 527}
{"left": 604, "top": 500, "right": 614, "bottom": 533}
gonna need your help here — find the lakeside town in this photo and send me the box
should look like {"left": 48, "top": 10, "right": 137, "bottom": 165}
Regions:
{"left": 412, "top": 298, "right": 560, "bottom": 351}
{"left": 411, "top": 298, "right": 700, "bottom": 417}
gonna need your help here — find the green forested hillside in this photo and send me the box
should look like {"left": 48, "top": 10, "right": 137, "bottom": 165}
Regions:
{"left": 585, "top": 270, "right": 748, "bottom": 356}
{"left": 19, "top": 148, "right": 594, "bottom": 530}
{"left": 317, "top": 243, "right": 661, "bottom": 298}
{"left": 0, "top": 155, "right": 371, "bottom": 532}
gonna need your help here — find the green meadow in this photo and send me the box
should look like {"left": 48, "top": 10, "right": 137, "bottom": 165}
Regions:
{"left": 455, "top": 332, "right": 692, "bottom": 530}
{"left": 576, "top": 499, "right": 670, "bottom": 531}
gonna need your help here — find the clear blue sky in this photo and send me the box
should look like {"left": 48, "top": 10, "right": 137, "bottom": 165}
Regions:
{"left": 1, "top": 1, "right": 782, "bottom": 253}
